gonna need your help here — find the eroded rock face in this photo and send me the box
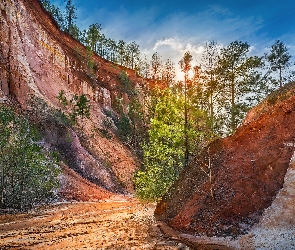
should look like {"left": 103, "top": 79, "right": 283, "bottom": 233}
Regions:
{"left": 156, "top": 82, "right": 295, "bottom": 237}
{"left": 0, "top": 0, "right": 145, "bottom": 197}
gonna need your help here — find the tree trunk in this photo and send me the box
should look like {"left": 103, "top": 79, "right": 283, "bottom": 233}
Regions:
{"left": 184, "top": 75, "right": 189, "bottom": 167}
{"left": 210, "top": 74, "right": 214, "bottom": 132}
{"left": 231, "top": 74, "right": 235, "bottom": 133}
{"left": 279, "top": 67, "right": 282, "bottom": 88}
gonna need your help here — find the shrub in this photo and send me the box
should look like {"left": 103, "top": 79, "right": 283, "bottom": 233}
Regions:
{"left": 0, "top": 105, "right": 60, "bottom": 210}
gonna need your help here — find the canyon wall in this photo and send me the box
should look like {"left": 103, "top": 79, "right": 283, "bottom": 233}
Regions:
{"left": 0, "top": 0, "right": 147, "bottom": 198}
{"left": 156, "top": 82, "right": 295, "bottom": 243}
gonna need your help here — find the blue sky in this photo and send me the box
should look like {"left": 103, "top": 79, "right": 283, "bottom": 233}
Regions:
{"left": 52, "top": 0, "right": 295, "bottom": 67}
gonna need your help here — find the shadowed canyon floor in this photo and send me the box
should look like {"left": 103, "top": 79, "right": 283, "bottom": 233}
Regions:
{"left": 0, "top": 199, "right": 196, "bottom": 250}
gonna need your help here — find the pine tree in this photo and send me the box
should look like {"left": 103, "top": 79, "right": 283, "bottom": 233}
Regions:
{"left": 216, "top": 41, "right": 262, "bottom": 134}
{"left": 85, "top": 23, "right": 102, "bottom": 52}
{"left": 117, "top": 40, "right": 126, "bottom": 66}
{"left": 201, "top": 41, "right": 221, "bottom": 132}
{"left": 162, "top": 58, "right": 176, "bottom": 87}
{"left": 266, "top": 40, "right": 292, "bottom": 88}
{"left": 140, "top": 55, "right": 150, "bottom": 79}
{"left": 65, "top": 0, "right": 77, "bottom": 35}
{"left": 151, "top": 52, "right": 162, "bottom": 80}
{"left": 126, "top": 41, "right": 140, "bottom": 70}
{"left": 179, "top": 51, "right": 193, "bottom": 167}
{"left": 40, "top": 0, "right": 65, "bottom": 30}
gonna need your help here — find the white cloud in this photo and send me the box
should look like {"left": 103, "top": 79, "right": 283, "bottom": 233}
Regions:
{"left": 82, "top": 3, "right": 266, "bottom": 78}
{"left": 153, "top": 38, "right": 183, "bottom": 52}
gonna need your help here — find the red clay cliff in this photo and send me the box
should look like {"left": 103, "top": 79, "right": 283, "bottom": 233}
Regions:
{"left": 0, "top": 0, "right": 148, "bottom": 200}
{"left": 156, "top": 82, "right": 295, "bottom": 237}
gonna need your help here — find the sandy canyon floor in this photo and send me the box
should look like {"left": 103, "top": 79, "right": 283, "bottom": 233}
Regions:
{"left": 0, "top": 197, "right": 193, "bottom": 250}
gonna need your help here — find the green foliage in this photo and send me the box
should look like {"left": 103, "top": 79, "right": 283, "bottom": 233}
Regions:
{"left": 86, "top": 47, "right": 94, "bottom": 72}
{"left": 97, "top": 128, "right": 112, "bottom": 140}
{"left": 75, "top": 94, "right": 91, "bottom": 119}
{"left": 266, "top": 40, "right": 292, "bottom": 88}
{"left": 119, "top": 70, "right": 130, "bottom": 89}
{"left": 40, "top": 0, "right": 65, "bottom": 30}
{"left": 40, "top": 0, "right": 80, "bottom": 39}
{"left": 134, "top": 164, "right": 178, "bottom": 201}
{"left": 70, "top": 24, "right": 82, "bottom": 40}
{"left": 65, "top": 0, "right": 77, "bottom": 35}
{"left": 151, "top": 52, "right": 162, "bottom": 79}
{"left": 128, "top": 97, "right": 147, "bottom": 156}
{"left": 216, "top": 40, "right": 263, "bottom": 134}
{"left": 134, "top": 89, "right": 185, "bottom": 201}
{"left": 84, "top": 23, "right": 102, "bottom": 52}
{"left": 116, "top": 114, "right": 133, "bottom": 143}
{"left": 113, "top": 96, "right": 124, "bottom": 114}
{"left": 0, "top": 106, "right": 60, "bottom": 210}
{"left": 57, "top": 91, "right": 91, "bottom": 125}
{"left": 57, "top": 90, "right": 68, "bottom": 107}
{"left": 53, "top": 108, "right": 72, "bottom": 127}
{"left": 200, "top": 41, "right": 221, "bottom": 133}
{"left": 126, "top": 41, "right": 141, "bottom": 70}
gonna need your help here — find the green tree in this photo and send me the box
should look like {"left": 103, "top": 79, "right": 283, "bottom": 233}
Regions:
{"left": 106, "top": 38, "right": 117, "bottom": 62}
{"left": 151, "top": 52, "right": 162, "bottom": 80}
{"left": 52, "top": 7, "right": 65, "bottom": 30}
{"left": 117, "top": 40, "right": 126, "bottom": 66}
{"left": 57, "top": 91, "right": 91, "bottom": 125}
{"left": 0, "top": 106, "right": 60, "bottom": 210}
{"left": 57, "top": 90, "right": 68, "bottom": 107}
{"left": 134, "top": 88, "right": 185, "bottom": 201}
{"left": 179, "top": 51, "right": 193, "bottom": 167}
{"left": 126, "top": 41, "right": 141, "bottom": 70}
{"left": 40, "top": 0, "right": 65, "bottom": 30}
{"left": 76, "top": 94, "right": 91, "bottom": 119}
{"left": 69, "top": 94, "right": 91, "bottom": 123}
{"left": 97, "top": 33, "right": 106, "bottom": 57}
{"left": 161, "top": 58, "right": 176, "bottom": 87}
{"left": 65, "top": 0, "right": 77, "bottom": 35}
{"left": 201, "top": 41, "right": 221, "bottom": 133}
{"left": 71, "top": 24, "right": 82, "bottom": 41}
{"left": 40, "top": 0, "right": 51, "bottom": 10}
{"left": 140, "top": 55, "right": 150, "bottom": 79}
{"left": 119, "top": 70, "right": 133, "bottom": 95}
{"left": 85, "top": 46, "right": 95, "bottom": 76}
{"left": 216, "top": 41, "right": 262, "bottom": 134}
{"left": 85, "top": 23, "right": 102, "bottom": 52}
{"left": 133, "top": 85, "right": 212, "bottom": 201}
{"left": 266, "top": 40, "right": 292, "bottom": 88}
{"left": 116, "top": 114, "right": 133, "bottom": 144}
